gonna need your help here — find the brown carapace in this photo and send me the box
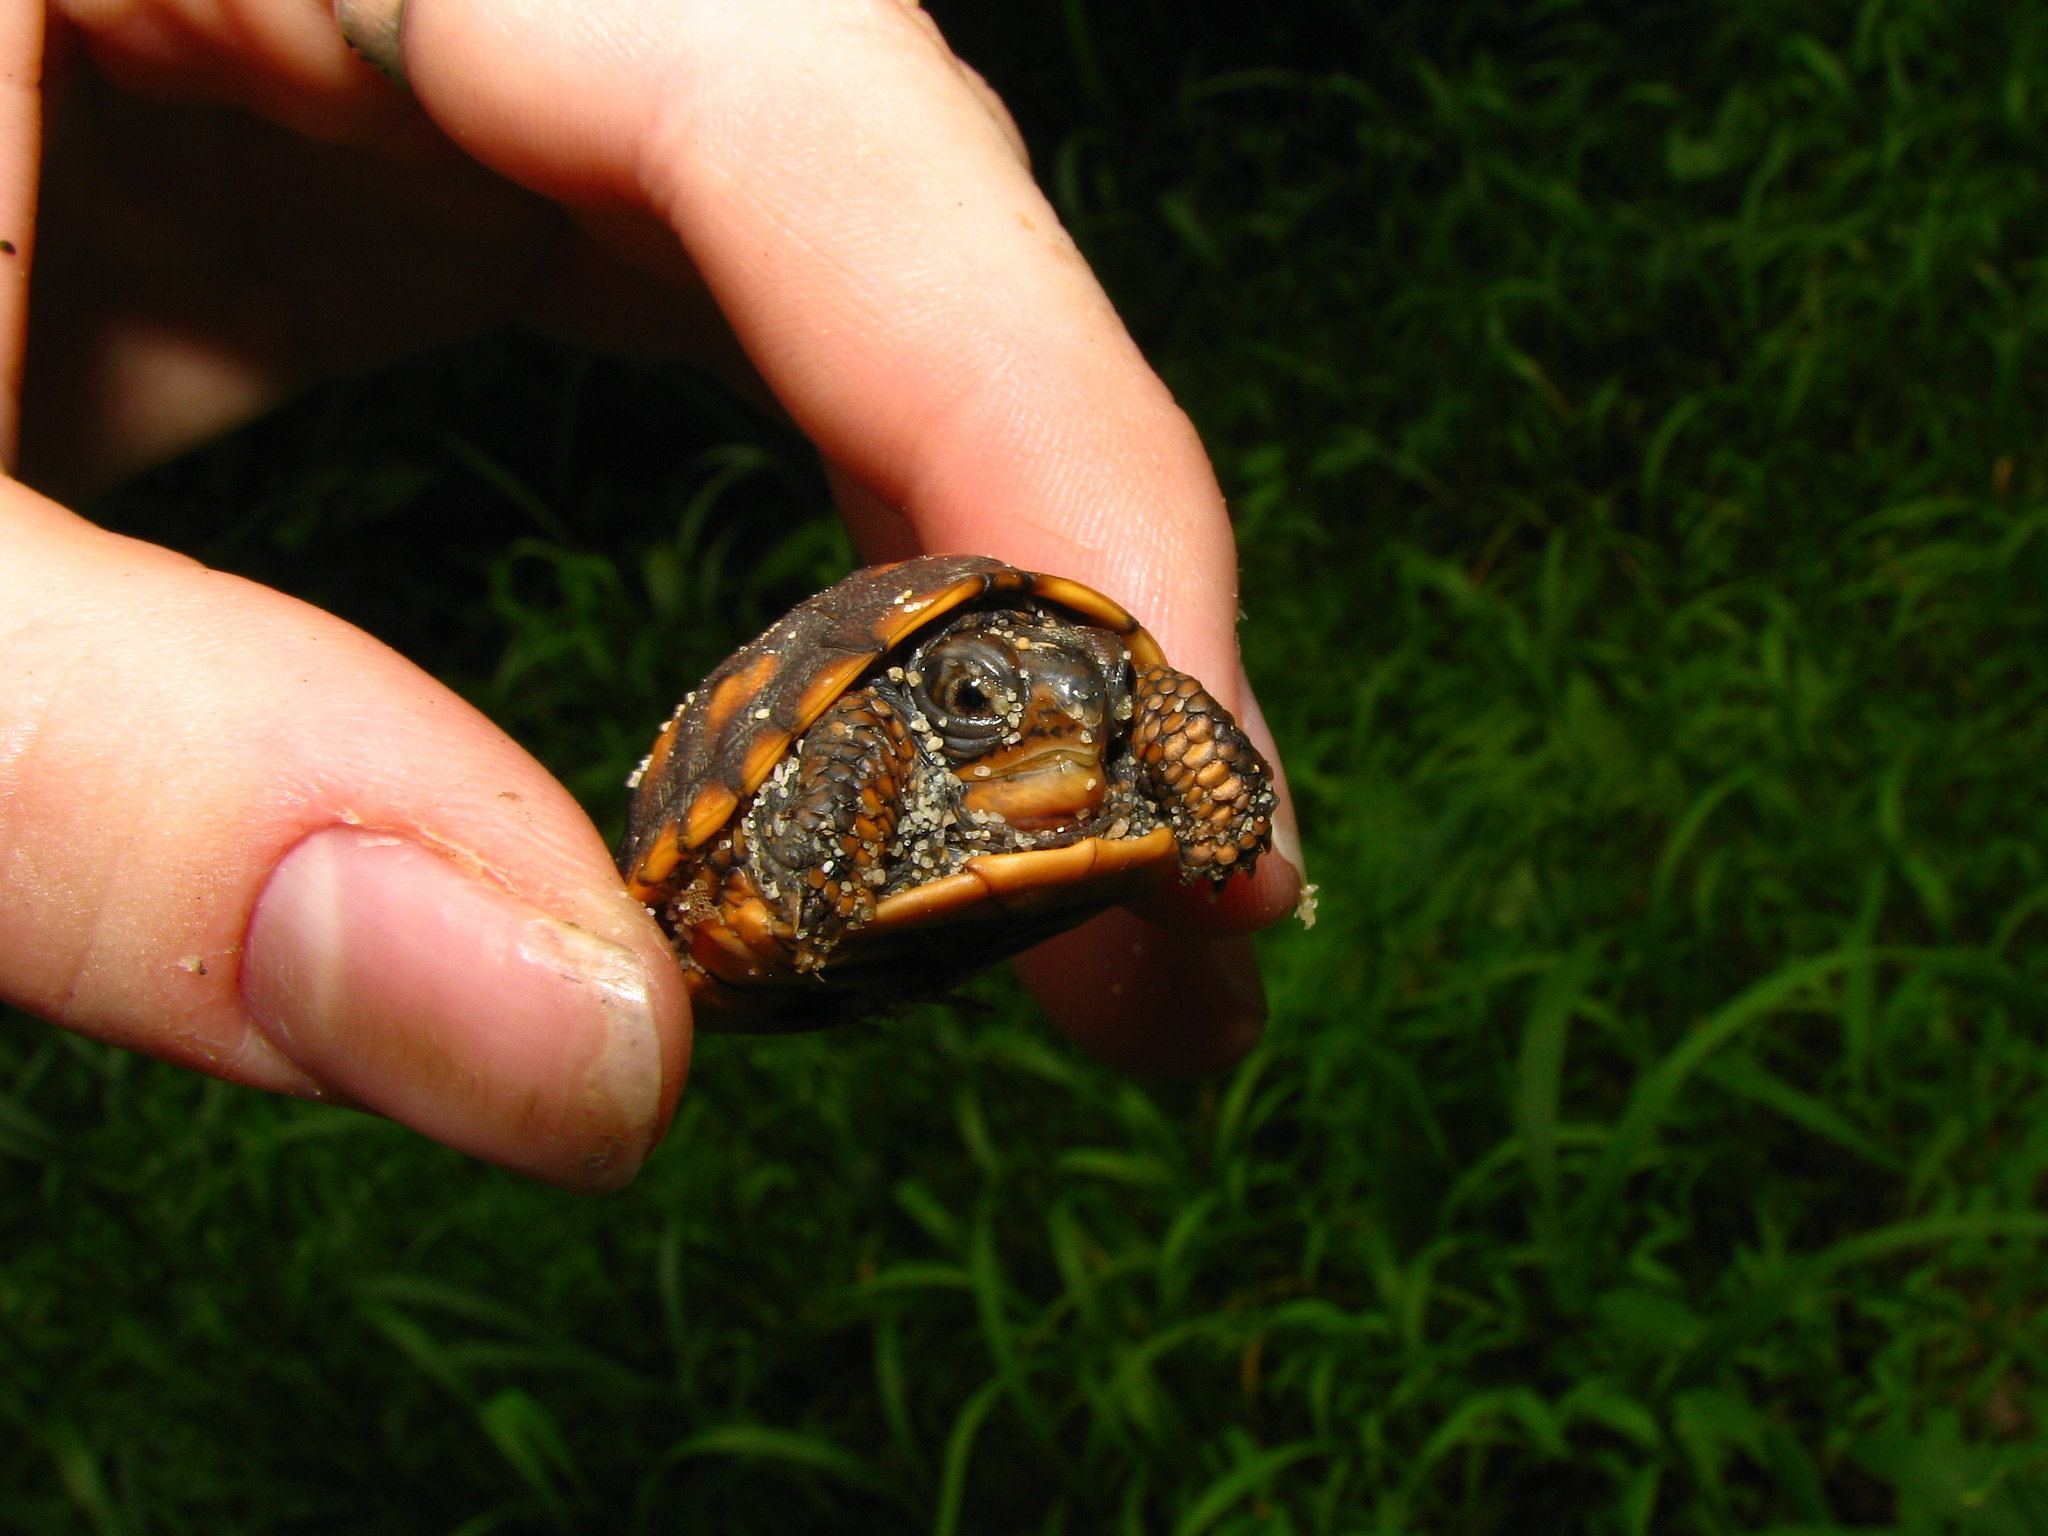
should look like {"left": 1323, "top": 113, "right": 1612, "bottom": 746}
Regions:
{"left": 618, "top": 554, "right": 1276, "bottom": 1030}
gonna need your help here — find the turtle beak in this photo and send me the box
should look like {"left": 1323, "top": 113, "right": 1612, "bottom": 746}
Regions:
{"left": 957, "top": 744, "right": 1109, "bottom": 831}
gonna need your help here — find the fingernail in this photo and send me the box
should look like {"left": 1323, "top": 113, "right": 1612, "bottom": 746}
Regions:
{"left": 1271, "top": 798, "right": 1306, "bottom": 889}
{"left": 242, "top": 828, "right": 663, "bottom": 1191}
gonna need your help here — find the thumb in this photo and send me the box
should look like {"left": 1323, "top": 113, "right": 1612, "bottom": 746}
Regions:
{"left": 0, "top": 481, "right": 688, "bottom": 1189}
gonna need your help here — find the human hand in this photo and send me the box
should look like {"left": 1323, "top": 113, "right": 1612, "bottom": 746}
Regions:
{"left": 0, "top": 0, "right": 1303, "bottom": 1188}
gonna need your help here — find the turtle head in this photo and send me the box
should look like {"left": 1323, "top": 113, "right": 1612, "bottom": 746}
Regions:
{"left": 908, "top": 611, "right": 1129, "bottom": 834}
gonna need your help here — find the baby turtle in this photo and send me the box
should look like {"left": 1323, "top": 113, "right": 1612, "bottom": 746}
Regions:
{"left": 619, "top": 554, "right": 1275, "bottom": 1030}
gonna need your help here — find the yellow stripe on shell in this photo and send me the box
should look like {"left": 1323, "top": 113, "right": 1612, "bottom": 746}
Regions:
{"left": 864, "top": 575, "right": 991, "bottom": 649}
{"left": 682, "top": 783, "right": 740, "bottom": 854}
{"left": 698, "top": 651, "right": 782, "bottom": 739}
{"left": 736, "top": 729, "right": 797, "bottom": 801}
{"left": 625, "top": 821, "right": 686, "bottom": 904}
{"left": 1026, "top": 572, "right": 1168, "bottom": 669}
{"left": 790, "top": 653, "right": 882, "bottom": 733}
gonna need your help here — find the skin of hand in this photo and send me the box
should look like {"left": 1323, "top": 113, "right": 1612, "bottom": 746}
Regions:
{"left": 0, "top": 0, "right": 1304, "bottom": 1188}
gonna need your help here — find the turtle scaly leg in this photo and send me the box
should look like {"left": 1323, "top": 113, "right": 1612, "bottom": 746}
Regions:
{"left": 1129, "top": 667, "right": 1277, "bottom": 881}
{"left": 744, "top": 688, "right": 919, "bottom": 968}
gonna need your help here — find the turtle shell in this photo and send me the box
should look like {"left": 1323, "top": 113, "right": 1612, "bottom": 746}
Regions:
{"left": 620, "top": 554, "right": 1164, "bottom": 906}
{"left": 619, "top": 553, "right": 1265, "bottom": 1029}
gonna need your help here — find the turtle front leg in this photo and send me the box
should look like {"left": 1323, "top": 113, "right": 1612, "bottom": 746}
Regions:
{"left": 1129, "top": 667, "right": 1277, "bottom": 881}
{"left": 743, "top": 688, "right": 919, "bottom": 969}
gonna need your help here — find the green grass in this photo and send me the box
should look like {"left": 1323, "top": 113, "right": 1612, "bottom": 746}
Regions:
{"left": 10, "top": 0, "right": 2048, "bottom": 1528}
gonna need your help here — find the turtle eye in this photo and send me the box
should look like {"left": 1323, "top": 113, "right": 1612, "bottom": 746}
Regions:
{"left": 912, "top": 636, "right": 1018, "bottom": 758}
{"left": 939, "top": 670, "right": 994, "bottom": 719}
{"left": 928, "top": 655, "right": 1008, "bottom": 726}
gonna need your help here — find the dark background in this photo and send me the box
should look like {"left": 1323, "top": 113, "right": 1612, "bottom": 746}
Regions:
{"left": 7, "top": 0, "right": 2048, "bottom": 1529}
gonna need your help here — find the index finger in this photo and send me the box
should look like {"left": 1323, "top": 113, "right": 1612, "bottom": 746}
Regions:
{"left": 400, "top": 0, "right": 1302, "bottom": 1066}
